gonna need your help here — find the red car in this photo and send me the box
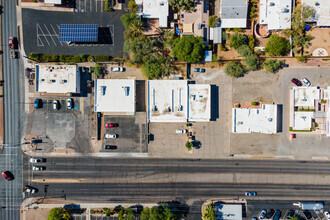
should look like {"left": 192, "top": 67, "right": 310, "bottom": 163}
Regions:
{"left": 9, "top": 36, "right": 16, "bottom": 49}
{"left": 106, "top": 123, "right": 118, "bottom": 128}
{"left": 2, "top": 171, "right": 14, "bottom": 181}
{"left": 291, "top": 78, "right": 302, "bottom": 86}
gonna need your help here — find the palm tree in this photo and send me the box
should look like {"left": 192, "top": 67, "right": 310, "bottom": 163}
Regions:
{"left": 124, "top": 18, "right": 144, "bottom": 40}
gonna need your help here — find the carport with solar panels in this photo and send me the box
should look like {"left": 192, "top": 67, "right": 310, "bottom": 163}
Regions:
{"left": 58, "top": 24, "right": 98, "bottom": 43}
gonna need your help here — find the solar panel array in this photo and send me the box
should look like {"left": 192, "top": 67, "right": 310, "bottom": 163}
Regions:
{"left": 59, "top": 24, "right": 98, "bottom": 42}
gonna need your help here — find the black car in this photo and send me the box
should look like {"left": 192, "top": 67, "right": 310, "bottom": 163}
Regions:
{"left": 303, "top": 210, "right": 312, "bottom": 219}
{"left": 105, "top": 145, "right": 117, "bottom": 150}
{"left": 286, "top": 210, "right": 295, "bottom": 219}
{"left": 273, "top": 210, "right": 281, "bottom": 220}
{"left": 265, "top": 209, "right": 275, "bottom": 219}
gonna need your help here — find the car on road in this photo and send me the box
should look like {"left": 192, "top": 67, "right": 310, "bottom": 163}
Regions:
{"left": 252, "top": 218, "right": 257, "bottom": 220}
{"left": 32, "top": 166, "right": 45, "bottom": 171}
{"left": 176, "top": 129, "right": 187, "bottom": 134}
{"left": 2, "top": 171, "right": 14, "bottom": 181}
{"left": 245, "top": 191, "right": 257, "bottom": 196}
{"left": 106, "top": 123, "right": 118, "bottom": 128}
{"left": 286, "top": 210, "right": 295, "bottom": 219}
{"left": 111, "top": 67, "right": 125, "bottom": 72}
{"left": 105, "top": 134, "right": 118, "bottom": 139}
{"left": 53, "top": 100, "right": 60, "bottom": 110}
{"left": 324, "top": 211, "right": 330, "bottom": 220}
{"left": 273, "top": 210, "right": 281, "bottom": 220}
{"left": 259, "top": 210, "right": 267, "bottom": 220}
{"left": 302, "top": 77, "right": 311, "bottom": 86}
{"left": 303, "top": 210, "right": 312, "bottom": 219}
{"left": 34, "top": 99, "right": 41, "bottom": 109}
{"left": 105, "top": 145, "right": 117, "bottom": 150}
{"left": 291, "top": 78, "right": 302, "bottom": 86}
{"left": 265, "top": 209, "right": 274, "bottom": 219}
{"left": 23, "top": 185, "right": 38, "bottom": 194}
{"left": 67, "top": 98, "right": 73, "bottom": 109}
{"left": 193, "top": 68, "right": 205, "bottom": 72}
{"left": 29, "top": 158, "right": 45, "bottom": 163}
{"left": 10, "top": 50, "right": 17, "bottom": 59}
{"left": 9, "top": 36, "right": 16, "bottom": 49}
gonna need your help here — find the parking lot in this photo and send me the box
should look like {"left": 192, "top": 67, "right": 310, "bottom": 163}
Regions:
{"left": 38, "top": 97, "right": 80, "bottom": 113}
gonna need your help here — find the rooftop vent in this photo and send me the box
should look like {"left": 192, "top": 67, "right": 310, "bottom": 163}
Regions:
{"left": 269, "top": 2, "right": 275, "bottom": 6}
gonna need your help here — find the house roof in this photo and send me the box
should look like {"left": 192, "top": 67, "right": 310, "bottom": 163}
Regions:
{"left": 259, "top": 0, "right": 292, "bottom": 30}
{"left": 136, "top": 0, "right": 169, "bottom": 28}
{"left": 220, "top": 0, "right": 248, "bottom": 28}
{"left": 303, "top": 0, "right": 330, "bottom": 26}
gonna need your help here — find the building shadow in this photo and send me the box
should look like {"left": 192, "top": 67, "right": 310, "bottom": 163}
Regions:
{"left": 98, "top": 27, "right": 114, "bottom": 44}
{"left": 277, "top": 104, "right": 283, "bottom": 132}
{"left": 136, "top": 80, "right": 146, "bottom": 112}
{"left": 210, "top": 85, "right": 219, "bottom": 121}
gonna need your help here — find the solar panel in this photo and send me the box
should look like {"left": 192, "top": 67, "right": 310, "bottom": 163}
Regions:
{"left": 59, "top": 24, "right": 98, "bottom": 42}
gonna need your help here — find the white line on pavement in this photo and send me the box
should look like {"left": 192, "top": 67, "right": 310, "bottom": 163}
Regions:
{"left": 36, "top": 23, "right": 50, "bottom": 46}
{"left": 44, "top": 24, "right": 57, "bottom": 46}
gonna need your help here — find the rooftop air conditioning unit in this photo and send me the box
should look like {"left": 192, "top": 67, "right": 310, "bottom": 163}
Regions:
{"left": 47, "top": 79, "right": 52, "bottom": 83}
{"left": 281, "top": 8, "right": 288, "bottom": 13}
{"left": 269, "top": 2, "right": 275, "bottom": 6}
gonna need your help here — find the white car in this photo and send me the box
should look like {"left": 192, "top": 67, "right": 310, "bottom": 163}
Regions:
{"left": 24, "top": 185, "right": 38, "bottom": 194}
{"left": 53, "top": 100, "right": 60, "bottom": 110}
{"left": 176, "top": 129, "right": 187, "bottom": 134}
{"left": 29, "top": 158, "right": 45, "bottom": 163}
{"left": 259, "top": 210, "right": 267, "bottom": 220}
{"left": 105, "top": 134, "right": 118, "bottom": 139}
{"left": 245, "top": 191, "right": 257, "bottom": 196}
{"left": 67, "top": 98, "right": 73, "bottom": 109}
{"left": 111, "top": 67, "right": 125, "bottom": 72}
{"left": 324, "top": 211, "right": 330, "bottom": 220}
{"left": 302, "top": 77, "right": 311, "bottom": 86}
{"left": 32, "top": 166, "right": 45, "bottom": 171}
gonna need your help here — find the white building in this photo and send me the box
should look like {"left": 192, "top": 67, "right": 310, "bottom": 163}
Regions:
{"left": 36, "top": 64, "right": 80, "bottom": 94}
{"left": 44, "top": 0, "right": 62, "bottom": 4}
{"left": 215, "top": 203, "right": 242, "bottom": 220}
{"left": 220, "top": 0, "right": 248, "bottom": 28}
{"left": 259, "top": 0, "right": 292, "bottom": 30}
{"left": 95, "top": 79, "right": 136, "bottom": 115}
{"left": 303, "top": 0, "right": 330, "bottom": 27}
{"left": 136, "top": 0, "right": 169, "bottom": 28}
{"left": 147, "top": 80, "right": 211, "bottom": 122}
{"left": 232, "top": 104, "right": 279, "bottom": 134}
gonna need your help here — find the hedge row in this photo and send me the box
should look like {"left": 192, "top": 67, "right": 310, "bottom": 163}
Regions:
{"left": 28, "top": 53, "right": 111, "bottom": 63}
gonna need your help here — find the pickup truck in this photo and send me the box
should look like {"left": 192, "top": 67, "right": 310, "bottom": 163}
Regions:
{"left": 9, "top": 36, "right": 16, "bottom": 49}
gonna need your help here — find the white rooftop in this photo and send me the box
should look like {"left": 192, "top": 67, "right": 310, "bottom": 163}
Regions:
{"left": 188, "top": 84, "right": 211, "bottom": 122}
{"left": 259, "top": 0, "right": 292, "bottom": 30}
{"left": 44, "top": 0, "right": 62, "bottom": 4}
{"left": 136, "top": 0, "right": 169, "bottom": 27}
{"left": 292, "top": 86, "right": 320, "bottom": 107}
{"left": 303, "top": 0, "right": 330, "bottom": 26}
{"left": 36, "top": 64, "right": 80, "bottom": 94}
{"left": 220, "top": 0, "right": 248, "bottom": 28}
{"left": 148, "top": 80, "right": 188, "bottom": 122}
{"left": 232, "top": 104, "right": 278, "bottom": 134}
{"left": 293, "top": 111, "right": 314, "bottom": 130}
{"left": 95, "top": 79, "right": 135, "bottom": 115}
{"left": 215, "top": 204, "right": 242, "bottom": 220}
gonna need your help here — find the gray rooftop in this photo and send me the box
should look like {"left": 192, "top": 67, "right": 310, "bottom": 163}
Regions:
{"left": 221, "top": 0, "right": 248, "bottom": 19}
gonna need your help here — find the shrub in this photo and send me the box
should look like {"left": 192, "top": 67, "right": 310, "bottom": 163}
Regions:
{"left": 237, "top": 45, "right": 253, "bottom": 57}
{"left": 185, "top": 141, "right": 193, "bottom": 151}
{"left": 243, "top": 54, "right": 258, "bottom": 71}
{"left": 87, "top": 56, "right": 94, "bottom": 62}
{"left": 224, "top": 61, "right": 245, "bottom": 77}
{"left": 265, "top": 34, "right": 290, "bottom": 56}
{"left": 250, "top": 102, "right": 258, "bottom": 106}
{"left": 296, "top": 55, "right": 308, "bottom": 63}
{"left": 128, "top": 0, "right": 138, "bottom": 13}
{"left": 263, "top": 59, "right": 281, "bottom": 73}
{"left": 233, "top": 28, "right": 243, "bottom": 32}
{"left": 212, "top": 54, "right": 218, "bottom": 62}
{"left": 248, "top": 34, "right": 255, "bottom": 51}
{"left": 29, "top": 52, "right": 41, "bottom": 61}
{"left": 94, "top": 55, "right": 110, "bottom": 62}
{"left": 209, "top": 15, "right": 219, "bottom": 28}
{"left": 229, "top": 32, "right": 247, "bottom": 49}
{"left": 219, "top": 44, "right": 227, "bottom": 51}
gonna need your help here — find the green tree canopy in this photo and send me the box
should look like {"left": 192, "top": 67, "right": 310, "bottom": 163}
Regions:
{"left": 208, "top": 15, "right": 219, "bottom": 28}
{"left": 128, "top": 0, "right": 138, "bottom": 13}
{"left": 202, "top": 204, "right": 216, "bottom": 220}
{"left": 229, "top": 33, "right": 247, "bottom": 49}
{"left": 265, "top": 34, "right": 290, "bottom": 56}
{"left": 237, "top": 45, "right": 253, "bottom": 57}
{"left": 263, "top": 59, "right": 281, "bottom": 72}
{"left": 48, "top": 208, "right": 70, "bottom": 220}
{"left": 141, "top": 205, "right": 174, "bottom": 220}
{"left": 118, "top": 208, "right": 134, "bottom": 220}
{"left": 243, "top": 54, "right": 258, "bottom": 71}
{"left": 224, "top": 61, "right": 245, "bottom": 78}
{"left": 173, "top": 35, "right": 204, "bottom": 64}
{"left": 169, "top": 0, "right": 195, "bottom": 11}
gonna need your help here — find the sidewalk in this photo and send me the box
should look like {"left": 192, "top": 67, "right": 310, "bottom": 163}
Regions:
{"left": 0, "top": 0, "right": 3, "bottom": 149}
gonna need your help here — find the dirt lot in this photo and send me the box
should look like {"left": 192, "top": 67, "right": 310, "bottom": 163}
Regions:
{"left": 308, "top": 28, "right": 330, "bottom": 55}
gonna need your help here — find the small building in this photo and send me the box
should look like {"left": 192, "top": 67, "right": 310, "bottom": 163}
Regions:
{"left": 210, "top": 26, "right": 222, "bottom": 44}
{"left": 94, "top": 79, "right": 136, "bottom": 115}
{"left": 136, "top": 0, "right": 169, "bottom": 28}
{"left": 259, "top": 0, "right": 292, "bottom": 30}
{"left": 147, "top": 80, "right": 211, "bottom": 122}
{"left": 220, "top": 0, "right": 248, "bottom": 28}
{"left": 44, "top": 0, "right": 62, "bottom": 4}
{"left": 35, "top": 64, "right": 80, "bottom": 95}
{"left": 215, "top": 203, "right": 242, "bottom": 220}
{"left": 232, "top": 104, "right": 279, "bottom": 134}
{"left": 302, "top": 0, "right": 330, "bottom": 27}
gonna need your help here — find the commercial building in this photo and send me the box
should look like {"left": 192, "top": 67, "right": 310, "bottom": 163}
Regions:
{"left": 147, "top": 80, "right": 211, "bottom": 122}
{"left": 35, "top": 64, "right": 80, "bottom": 95}
{"left": 303, "top": 0, "right": 330, "bottom": 27}
{"left": 232, "top": 104, "right": 279, "bottom": 134}
{"left": 95, "top": 79, "right": 136, "bottom": 115}
{"left": 136, "top": 0, "right": 169, "bottom": 28}
{"left": 220, "top": 0, "right": 248, "bottom": 28}
{"left": 259, "top": 0, "right": 292, "bottom": 30}
{"left": 215, "top": 203, "right": 242, "bottom": 220}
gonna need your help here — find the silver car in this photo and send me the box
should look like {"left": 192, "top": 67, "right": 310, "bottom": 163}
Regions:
{"left": 105, "top": 134, "right": 118, "bottom": 139}
{"left": 259, "top": 210, "right": 267, "bottom": 220}
{"left": 302, "top": 77, "right": 311, "bottom": 86}
{"left": 67, "top": 98, "right": 73, "bottom": 109}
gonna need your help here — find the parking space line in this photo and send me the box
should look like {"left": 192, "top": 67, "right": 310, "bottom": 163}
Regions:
{"left": 84, "top": 0, "right": 87, "bottom": 12}
{"left": 44, "top": 24, "right": 57, "bottom": 46}
{"left": 36, "top": 23, "right": 51, "bottom": 46}
{"left": 50, "top": 24, "right": 64, "bottom": 46}
{"left": 36, "top": 24, "right": 44, "bottom": 46}
{"left": 101, "top": 0, "right": 104, "bottom": 12}
{"left": 90, "top": 0, "right": 92, "bottom": 12}
{"left": 95, "top": 0, "right": 98, "bottom": 12}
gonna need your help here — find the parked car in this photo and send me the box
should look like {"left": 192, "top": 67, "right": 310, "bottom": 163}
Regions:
{"left": 111, "top": 67, "right": 125, "bottom": 72}
{"left": 193, "top": 68, "right": 205, "bottom": 72}
{"left": 105, "top": 134, "right": 118, "bottom": 139}
{"left": 265, "top": 209, "right": 275, "bottom": 219}
{"left": 23, "top": 185, "right": 38, "bottom": 194}
{"left": 53, "top": 100, "right": 60, "bottom": 110}
{"left": 2, "top": 171, "right": 14, "bottom": 181}
{"left": 245, "top": 191, "right": 257, "bottom": 196}
{"left": 32, "top": 166, "right": 45, "bottom": 171}
{"left": 286, "top": 210, "right": 295, "bottom": 219}
{"left": 303, "top": 210, "right": 312, "bottom": 220}
{"left": 291, "top": 78, "right": 302, "bottom": 86}
{"left": 67, "top": 98, "right": 73, "bottom": 109}
{"left": 9, "top": 36, "right": 16, "bottom": 49}
{"left": 302, "top": 77, "right": 311, "bottom": 86}
{"left": 324, "top": 211, "right": 330, "bottom": 220}
{"left": 34, "top": 99, "right": 41, "bottom": 109}
{"left": 176, "top": 129, "right": 187, "bottom": 134}
{"left": 273, "top": 210, "right": 281, "bottom": 220}
{"left": 10, "top": 50, "right": 16, "bottom": 59}
{"left": 106, "top": 123, "right": 118, "bottom": 128}
{"left": 259, "top": 210, "right": 267, "bottom": 220}
{"left": 29, "top": 158, "right": 45, "bottom": 163}
{"left": 252, "top": 218, "right": 257, "bottom": 220}
{"left": 104, "top": 145, "right": 117, "bottom": 150}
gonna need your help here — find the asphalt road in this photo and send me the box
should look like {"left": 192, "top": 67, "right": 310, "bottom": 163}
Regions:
{"left": 0, "top": 0, "right": 24, "bottom": 219}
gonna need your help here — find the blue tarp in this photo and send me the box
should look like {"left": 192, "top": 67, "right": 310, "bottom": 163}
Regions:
{"left": 205, "top": 50, "right": 212, "bottom": 62}
{"left": 175, "top": 27, "right": 181, "bottom": 34}
{"left": 305, "top": 24, "right": 311, "bottom": 31}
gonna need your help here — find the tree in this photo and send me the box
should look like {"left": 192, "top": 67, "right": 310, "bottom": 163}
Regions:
{"left": 173, "top": 35, "right": 204, "bottom": 63}
{"left": 169, "top": 0, "right": 195, "bottom": 11}
{"left": 124, "top": 18, "right": 144, "bottom": 40}
{"left": 202, "top": 204, "right": 216, "bottom": 220}
{"left": 118, "top": 208, "right": 134, "bottom": 220}
{"left": 48, "top": 208, "right": 71, "bottom": 220}
{"left": 208, "top": 15, "right": 219, "bottom": 28}
{"left": 120, "top": 13, "right": 139, "bottom": 29}
{"left": 243, "top": 54, "right": 258, "bottom": 71}
{"left": 140, "top": 207, "right": 151, "bottom": 220}
{"left": 265, "top": 34, "right": 290, "bottom": 56}
{"left": 248, "top": 34, "right": 255, "bottom": 51}
{"left": 128, "top": 0, "right": 138, "bottom": 13}
{"left": 237, "top": 45, "right": 253, "bottom": 57}
{"left": 185, "top": 141, "right": 193, "bottom": 151}
{"left": 224, "top": 61, "right": 245, "bottom": 77}
{"left": 229, "top": 32, "right": 247, "bottom": 49}
{"left": 263, "top": 59, "right": 281, "bottom": 73}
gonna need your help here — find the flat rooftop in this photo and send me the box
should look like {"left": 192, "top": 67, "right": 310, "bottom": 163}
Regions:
{"left": 293, "top": 111, "right": 313, "bottom": 131}
{"left": 215, "top": 203, "right": 242, "bottom": 220}
{"left": 232, "top": 104, "right": 278, "bottom": 134}
{"left": 188, "top": 84, "right": 211, "bottom": 121}
{"left": 36, "top": 64, "right": 80, "bottom": 94}
{"left": 220, "top": 0, "right": 248, "bottom": 28}
{"left": 292, "top": 87, "right": 320, "bottom": 107}
{"left": 95, "top": 79, "right": 135, "bottom": 115}
{"left": 259, "top": 0, "right": 292, "bottom": 30}
{"left": 303, "top": 0, "right": 330, "bottom": 26}
{"left": 136, "top": 0, "right": 169, "bottom": 27}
